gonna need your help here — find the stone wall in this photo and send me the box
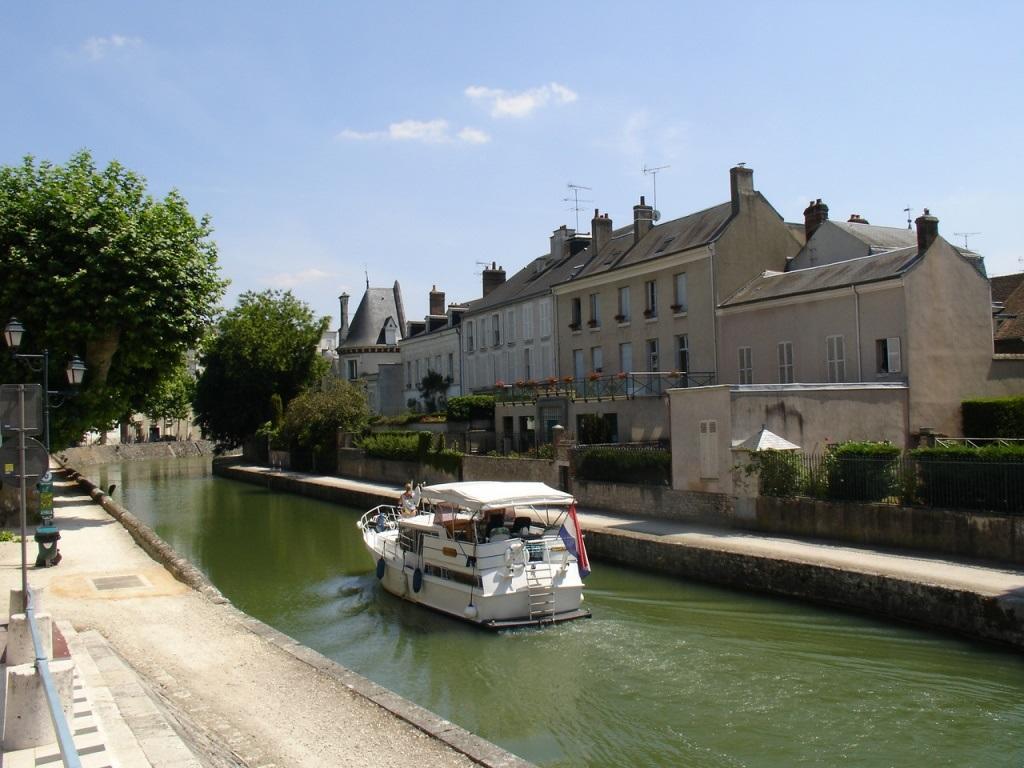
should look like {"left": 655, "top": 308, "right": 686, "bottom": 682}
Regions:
{"left": 572, "top": 479, "right": 733, "bottom": 525}
{"left": 57, "top": 440, "right": 216, "bottom": 468}
{"left": 336, "top": 448, "right": 458, "bottom": 486}
{"left": 461, "top": 455, "right": 560, "bottom": 485}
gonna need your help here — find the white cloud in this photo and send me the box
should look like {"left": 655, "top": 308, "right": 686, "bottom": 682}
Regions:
{"left": 82, "top": 34, "right": 142, "bottom": 61}
{"left": 464, "top": 82, "right": 578, "bottom": 119}
{"left": 264, "top": 268, "right": 336, "bottom": 289}
{"left": 337, "top": 119, "right": 489, "bottom": 145}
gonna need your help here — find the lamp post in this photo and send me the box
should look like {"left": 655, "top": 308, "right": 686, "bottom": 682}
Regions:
{"left": 4, "top": 317, "right": 87, "bottom": 451}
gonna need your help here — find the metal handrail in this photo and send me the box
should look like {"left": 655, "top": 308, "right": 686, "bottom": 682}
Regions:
{"left": 26, "top": 591, "right": 80, "bottom": 768}
{"left": 495, "top": 371, "right": 716, "bottom": 403}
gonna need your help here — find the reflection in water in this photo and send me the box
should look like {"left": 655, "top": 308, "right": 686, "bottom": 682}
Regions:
{"left": 89, "top": 457, "right": 1024, "bottom": 767}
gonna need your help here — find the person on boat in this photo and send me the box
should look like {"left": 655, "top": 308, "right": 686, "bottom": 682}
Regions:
{"left": 400, "top": 482, "right": 417, "bottom": 516}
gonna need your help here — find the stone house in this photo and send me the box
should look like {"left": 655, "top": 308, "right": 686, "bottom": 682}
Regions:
{"left": 398, "top": 286, "right": 468, "bottom": 411}
{"left": 335, "top": 281, "right": 406, "bottom": 414}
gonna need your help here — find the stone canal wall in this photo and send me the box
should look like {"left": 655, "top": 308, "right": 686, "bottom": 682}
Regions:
{"left": 58, "top": 439, "right": 216, "bottom": 467}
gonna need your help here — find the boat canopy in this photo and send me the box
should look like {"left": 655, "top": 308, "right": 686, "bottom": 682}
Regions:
{"left": 419, "top": 481, "right": 574, "bottom": 512}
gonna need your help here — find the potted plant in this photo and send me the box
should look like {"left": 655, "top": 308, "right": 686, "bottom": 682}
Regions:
{"left": 614, "top": 313, "right": 626, "bottom": 323}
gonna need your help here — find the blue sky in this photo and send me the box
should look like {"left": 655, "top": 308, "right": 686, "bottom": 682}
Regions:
{"left": 3, "top": 2, "right": 1023, "bottom": 324}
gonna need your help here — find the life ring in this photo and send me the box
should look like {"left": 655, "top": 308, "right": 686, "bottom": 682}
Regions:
{"left": 412, "top": 567, "right": 423, "bottom": 593}
{"left": 376, "top": 558, "right": 386, "bottom": 580}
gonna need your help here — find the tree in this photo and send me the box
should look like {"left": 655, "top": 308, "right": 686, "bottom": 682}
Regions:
{"left": 417, "top": 370, "right": 449, "bottom": 413}
{"left": 193, "top": 289, "right": 330, "bottom": 448}
{"left": 142, "top": 357, "right": 196, "bottom": 427}
{"left": 0, "top": 150, "right": 225, "bottom": 447}
{"left": 279, "top": 379, "right": 370, "bottom": 469}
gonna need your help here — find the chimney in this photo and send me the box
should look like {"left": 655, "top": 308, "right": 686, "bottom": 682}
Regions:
{"left": 803, "top": 199, "right": 829, "bottom": 241}
{"left": 633, "top": 195, "right": 654, "bottom": 244}
{"left": 730, "top": 165, "right": 754, "bottom": 215}
{"left": 916, "top": 208, "right": 939, "bottom": 253}
{"left": 847, "top": 213, "right": 870, "bottom": 225}
{"left": 482, "top": 261, "right": 506, "bottom": 297}
{"left": 549, "top": 225, "right": 575, "bottom": 261}
{"left": 429, "top": 284, "right": 445, "bottom": 316}
{"left": 338, "top": 292, "right": 350, "bottom": 342}
{"left": 591, "top": 209, "right": 613, "bottom": 254}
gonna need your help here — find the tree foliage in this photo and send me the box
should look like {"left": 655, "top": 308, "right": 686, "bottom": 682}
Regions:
{"left": 417, "top": 370, "right": 448, "bottom": 413}
{"left": 279, "top": 378, "right": 370, "bottom": 459}
{"left": 142, "top": 357, "right": 196, "bottom": 422}
{"left": 193, "top": 289, "right": 329, "bottom": 447}
{"left": 0, "top": 150, "right": 225, "bottom": 447}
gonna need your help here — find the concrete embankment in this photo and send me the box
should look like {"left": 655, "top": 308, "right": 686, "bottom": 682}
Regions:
{"left": 214, "top": 459, "right": 1024, "bottom": 650}
{"left": 54, "top": 460, "right": 533, "bottom": 768}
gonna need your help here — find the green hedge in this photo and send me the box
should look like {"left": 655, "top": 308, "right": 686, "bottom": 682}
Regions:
{"left": 359, "top": 430, "right": 462, "bottom": 474}
{"left": 911, "top": 444, "right": 1024, "bottom": 511}
{"left": 747, "top": 450, "right": 804, "bottom": 497}
{"left": 962, "top": 397, "right": 1024, "bottom": 438}
{"left": 575, "top": 448, "right": 670, "bottom": 486}
{"left": 446, "top": 394, "right": 495, "bottom": 422}
{"left": 826, "top": 442, "right": 901, "bottom": 502}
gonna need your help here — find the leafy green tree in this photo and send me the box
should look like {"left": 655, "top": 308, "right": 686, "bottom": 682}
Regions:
{"left": 417, "top": 370, "right": 448, "bottom": 412}
{"left": 279, "top": 378, "right": 370, "bottom": 468}
{"left": 0, "top": 150, "right": 225, "bottom": 447}
{"left": 142, "top": 357, "right": 196, "bottom": 424}
{"left": 193, "top": 289, "right": 329, "bottom": 447}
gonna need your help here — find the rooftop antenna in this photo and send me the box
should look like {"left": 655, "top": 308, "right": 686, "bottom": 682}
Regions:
{"left": 642, "top": 163, "right": 670, "bottom": 217}
{"left": 954, "top": 232, "right": 981, "bottom": 250}
{"left": 903, "top": 206, "right": 912, "bottom": 230}
{"left": 564, "top": 183, "right": 592, "bottom": 232}
{"left": 364, "top": 264, "right": 369, "bottom": 289}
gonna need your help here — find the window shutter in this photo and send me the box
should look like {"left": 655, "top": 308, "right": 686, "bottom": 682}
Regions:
{"left": 887, "top": 337, "right": 901, "bottom": 374}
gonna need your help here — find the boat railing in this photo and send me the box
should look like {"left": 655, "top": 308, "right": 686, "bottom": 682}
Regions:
{"left": 357, "top": 505, "right": 402, "bottom": 532}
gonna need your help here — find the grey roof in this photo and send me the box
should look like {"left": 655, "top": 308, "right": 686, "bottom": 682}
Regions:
{"left": 723, "top": 246, "right": 921, "bottom": 307}
{"left": 566, "top": 202, "right": 733, "bottom": 283}
{"left": 735, "top": 426, "right": 801, "bottom": 451}
{"left": 831, "top": 221, "right": 918, "bottom": 252}
{"left": 339, "top": 282, "right": 406, "bottom": 348}
{"left": 991, "top": 272, "right": 1024, "bottom": 304}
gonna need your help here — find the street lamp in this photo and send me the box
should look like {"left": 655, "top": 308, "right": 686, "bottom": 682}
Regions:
{"left": 4, "top": 317, "right": 87, "bottom": 451}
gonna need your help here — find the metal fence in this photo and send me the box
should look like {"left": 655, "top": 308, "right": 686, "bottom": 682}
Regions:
{"left": 750, "top": 450, "right": 1024, "bottom": 513}
{"left": 494, "top": 371, "right": 715, "bottom": 404}
{"left": 570, "top": 441, "right": 672, "bottom": 486}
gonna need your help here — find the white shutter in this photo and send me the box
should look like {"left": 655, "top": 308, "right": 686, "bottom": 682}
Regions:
{"left": 887, "top": 337, "right": 902, "bottom": 374}
{"left": 699, "top": 420, "right": 719, "bottom": 478}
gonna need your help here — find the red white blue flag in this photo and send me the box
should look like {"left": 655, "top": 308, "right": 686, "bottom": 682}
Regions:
{"left": 559, "top": 503, "right": 590, "bottom": 578}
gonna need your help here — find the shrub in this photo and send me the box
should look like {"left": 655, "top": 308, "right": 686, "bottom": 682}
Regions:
{"left": 575, "top": 447, "right": 670, "bottom": 485}
{"left": 360, "top": 432, "right": 420, "bottom": 462}
{"left": 961, "top": 397, "right": 1024, "bottom": 438}
{"left": 911, "top": 444, "right": 1024, "bottom": 511}
{"left": 279, "top": 379, "right": 370, "bottom": 470}
{"left": 746, "top": 450, "right": 804, "bottom": 497}
{"left": 826, "top": 442, "right": 901, "bottom": 501}
{"left": 446, "top": 394, "right": 495, "bottom": 423}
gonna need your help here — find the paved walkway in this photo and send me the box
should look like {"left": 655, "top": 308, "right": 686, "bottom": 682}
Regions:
{"left": 0, "top": 471, "right": 518, "bottom": 767}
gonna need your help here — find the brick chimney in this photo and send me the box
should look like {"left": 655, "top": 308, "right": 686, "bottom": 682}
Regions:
{"left": 482, "top": 262, "right": 506, "bottom": 297}
{"left": 803, "top": 199, "right": 829, "bottom": 241}
{"left": 550, "top": 225, "right": 575, "bottom": 261}
{"left": 429, "top": 285, "right": 445, "bottom": 316}
{"left": 916, "top": 208, "right": 939, "bottom": 253}
{"left": 730, "top": 165, "right": 754, "bottom": 215}
{"left": 338, "top": 292, "right": 350, "bottom": 342}
{"left": 847, "top": 213, "right": 870, "bottom": 225}
{"left": 591, "top": 209, "right": 613, "bottom": 254}
{"left": 633, "top": 195, "right": 654, "bottom": 244}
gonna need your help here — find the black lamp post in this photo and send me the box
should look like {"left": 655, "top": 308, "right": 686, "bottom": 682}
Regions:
{"left": 4, "top": 317, "right": 87, "bottom": 451}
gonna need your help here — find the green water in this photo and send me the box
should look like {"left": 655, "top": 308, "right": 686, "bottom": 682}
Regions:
{"left": 88, "top": 457, "right": 1024, "bottom": 767}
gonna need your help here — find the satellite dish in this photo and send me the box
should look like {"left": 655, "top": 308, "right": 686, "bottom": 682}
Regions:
{"left": 652, "top": 210, "right": 661, "bottom": 222}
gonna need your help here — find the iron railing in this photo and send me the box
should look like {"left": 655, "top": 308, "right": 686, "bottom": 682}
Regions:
{"left": 750, "top": 450, "right": 1024, "bottom": 513}
{"left": 494, "top": 371, "right": 715, "bottom": 404}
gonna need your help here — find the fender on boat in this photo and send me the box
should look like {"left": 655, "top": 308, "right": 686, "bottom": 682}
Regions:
{"left": 376, "top": 557, "right": 386, "bottom": 580}
{"left": 412, "top": 567, "right": 424, "bottom": 593}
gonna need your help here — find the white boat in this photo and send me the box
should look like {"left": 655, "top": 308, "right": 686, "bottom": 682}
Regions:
{"left": 357, "top": 481, "right": 591, "bottom": 629}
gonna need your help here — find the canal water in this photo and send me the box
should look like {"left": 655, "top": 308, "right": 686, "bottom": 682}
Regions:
{"left": 88, "top": 456, "right": 1024, "bottom": 767}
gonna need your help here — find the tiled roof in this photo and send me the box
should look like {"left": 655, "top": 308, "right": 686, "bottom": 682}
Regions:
{"left": 339, "top": 283, "right": 405, "bottom": 348}
{"left": 991, "top": 272, "right": 1024, "bottom": 304}
{"left": 832, "top": 221, "right": 918, "bottom": 251}
{"left": 995, "top": 279, "right": 1024, "bottom": 344}
{"left": 723, "top": 246, "right": 921, "bottom": 307}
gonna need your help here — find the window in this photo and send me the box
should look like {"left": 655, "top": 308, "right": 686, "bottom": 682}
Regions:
{"left": 492, "top": 313, "right": 501, "bottom": 346}
{"left": 588, "top": 293, "right": 600, "bottom": 327}
{"left": 699, "top": 420, "right": 719, "bottom": 478}
{"left": 406, "top": 361, "right": 412, "bottom": 388}
{"left": 619, "top": 342, "right": 633, "bottom": 374}
{"left": 540, "top": 299, "right": 552, "bottom": 338}
{"left": 522, "top": 305, "right": 533, "bottom": 340}
{"left": 827, "top": 335, "right": 845, "bottom": 382}
{"left": 673, "top": 273, "right": 688, "bottom": 313}
{"left": 646, "top": 338, "right": 660, "bottom": 371}
{"left": 506, "top": 308, "right": 516, "bottom": 344}
{"left": 523, "top": 347, "right": 533, "bottom": 380}
{"left": 644, "top": 280, "right": 658, "bottom": 317}
{"left": 540, "top": 343, "right": 552, "bottom": 378}
{"left": 617, "top": 286, "right": 630, "bottom": 322}
{"left": 876, "top": 337, "right": 902, "bottom": 374}
{"left": 346, "top": 359, "right": 358, "bottom": 381}
{"left": 778, "top": 341, "right": 793, "bottom": 384}
{"left": 480, "top": 317, "right": 488, "bottom": 349}
{"left": 591, "top": 346, "right": 603, "bottom": 373}
{"left": 434, "top": 355, "right": 441, "bottom": 374}
{"left": 573, "top": 349, "right": 585, "bottom": 381}
{"left": 466, "top": 321, "right": 474, "bottom": 352}
{"left": 570, "top": 297, "right": 582, "bottom": 328}
{"left": 447, "top": 352, "right": 454, "bottom": 380}
{"left": 415, "top": 358, "right": 421, "bottom": 383}
{"left": 738, "top": 346, "right": 752, "bottom": 385}
{"left": 676, "top": 334, "right": 689, "bottom": 372}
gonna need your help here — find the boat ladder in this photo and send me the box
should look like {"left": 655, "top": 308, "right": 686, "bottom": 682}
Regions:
{"left": 526, "top": 563, "right": 556, "bottom": 623}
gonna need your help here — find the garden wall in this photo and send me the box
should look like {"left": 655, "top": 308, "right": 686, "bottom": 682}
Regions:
{"left": 461, "top": 455, "right": 560, "bottom": 486}
{"left": 571, "top": 480, "right": 733, "bottom": 525}
{"left": 335, "top": 448, "right": 458, "bottom": 486}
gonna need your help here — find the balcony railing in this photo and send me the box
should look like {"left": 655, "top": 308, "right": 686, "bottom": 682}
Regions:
{"left": 494, "top": 371, "right": 716, "bottom": 403}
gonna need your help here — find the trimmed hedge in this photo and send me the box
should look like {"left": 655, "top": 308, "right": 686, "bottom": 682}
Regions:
{"left": 575, "top": 448, "right": 670, "bottom": 486}
{"left": 826, "top": 442, "right": 901, "bottom": 502}
{"left": 358, "top": 430, "right": 462, "bottom": 474}
{"left": 446, "top": 394, "right": 495, "bottom": 423}
{"left": 962, "top": 397, "right": 1024, "bottom": 438}
{"left": 911, "top": 444, "right": 1024, "bottom": 511}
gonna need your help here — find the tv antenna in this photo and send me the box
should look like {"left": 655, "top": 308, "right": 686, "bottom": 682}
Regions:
{"left": 642, "top": 163, "right": 670, "bottom": 217}
{"left": 903, "top": 206, "right": 912, "bottom": 230}
{"left": 364, "top": 264, "right": 370, "bottom": 289}
{"left": 563, "top": 183, "right": 593, "bottom": 232}
{"left": 954, "top": 232, "right": 981, "bottom": 250}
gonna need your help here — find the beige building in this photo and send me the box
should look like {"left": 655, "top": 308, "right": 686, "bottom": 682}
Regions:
{"left": 335, "top": 281, "right": 406, "bottom": 414}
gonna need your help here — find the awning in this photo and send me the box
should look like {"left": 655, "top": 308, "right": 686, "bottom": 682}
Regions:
{"left": 419, "top": 481, "right": 574, "bottom": 512}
